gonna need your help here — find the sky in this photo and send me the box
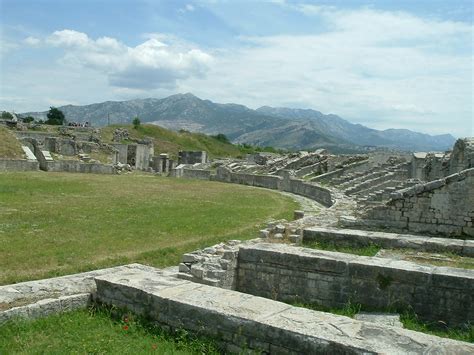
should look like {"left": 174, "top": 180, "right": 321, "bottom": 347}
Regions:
{"left": 0, "top": 0, "right": 472, "bottom": 137}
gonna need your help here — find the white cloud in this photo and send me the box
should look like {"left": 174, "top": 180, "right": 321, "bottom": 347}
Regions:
{"left": 178, "top": 4, "right": 196, "bottom": 13}
{"left": 44, "top": 29, "right": 213, "bottom": 90}
{"left": 24, "top": 36, "right": 41, "bottom": 46}
{"left": 182, "top": 7, "right": 473, "bottom": 137}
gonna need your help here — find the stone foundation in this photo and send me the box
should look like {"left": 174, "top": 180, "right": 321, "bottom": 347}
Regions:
{"left": 237, "top": 243, "right": 474, "bottom": 327}
{"left": 95, "top": 268, "right": 474, "bottom": 354}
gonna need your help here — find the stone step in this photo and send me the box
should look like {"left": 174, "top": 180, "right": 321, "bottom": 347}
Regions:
{"left": 41, "top": 150, "right": 54, "bottom": 161}
{"left": 95, "top": 268, "right": 474, "bottom": 354}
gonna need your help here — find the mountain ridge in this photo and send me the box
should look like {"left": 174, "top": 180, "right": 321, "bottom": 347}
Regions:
{"left": 21, "top": 93, "right": 456, "bottom": 152}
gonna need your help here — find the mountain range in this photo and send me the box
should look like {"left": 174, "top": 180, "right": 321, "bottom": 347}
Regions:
{"left": 22, "top": 93, "right": 456, "bottom": 152}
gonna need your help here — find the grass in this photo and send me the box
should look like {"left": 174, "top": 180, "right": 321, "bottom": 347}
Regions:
{"left": 0, "top": 171, "right": 298, "bottom": 285}
{"left": 0, "top": 305, "right": 220, "bottom": 354}
{"left": 400, "top": 251, "right": 474, "bottom": 270}
{"left": 303, "top": 241, "right": 474, "bottom": 270}
{"left": 0, "top": 127, "right": 24, "bottom": 159}
{"left": 291, "top": 301, "right": 473, "bottom": 343}
{"left": 100, "top": 124, "right": 245, "bottom": 159}
{"left": 303, "top": 240, "right": 381, "bottom": 256}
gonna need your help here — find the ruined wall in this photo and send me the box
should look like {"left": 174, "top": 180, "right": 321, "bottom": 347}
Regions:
{"left": 212, "top": 167, "right": 282, "bottom": 190}
{"left": 178, "top": 151, "right": 208, "bottom": 165}
{"left": 0, "top": 159, "right": 39, "bottom": 171}
{"left": 410, "top": 138, "right": 473, "bottom": 181}
{"left": 361, "top": 168, "right": 474, "bottom": 237}
{"left": 237, "top": 243, "right": 474, "bottom": 327}
{"left": 207, "top": 166, "right": 335, "bottom": 207}
{"left": 111, "top": 144, "right": 128, "bottom": 164}
{"left": 45, "top": 161, "right": 116, "bottom": 174}
{"left": 285, "top": 178, "right": 333, "bottom": 207}
{"left": 134, "top": 144, "right": 150, "bottom": 170}
{"left": 182, "top": 168, "right": 211, "bottom": 180}
{"left": 449, "top": 138, "right": 474, "bottom": 174}
{"left": 310, "top": 160, "right": 370, "bottom": 183}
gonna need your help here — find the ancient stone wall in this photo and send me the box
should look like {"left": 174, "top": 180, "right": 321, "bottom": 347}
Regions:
{"left": 310, "top": 160, "right": 371, "bottom": 183}
{"left": 285, "top": 178, "right": 333, "bottom": 207}
{"left": 45, "top": 161, "right": 116, "bottom": 174}
{"left": 210, "top": 166, "right": 334, "bottom": 207}
{"left": 212, "top": 167, "right": 283, "bottom": 190}
{"left": 95, "top": 268, "right": 473, "bottom": 354}
{"left": 0, "top": 159, "right": 39, "bottom": 171}
{"left": 178, "top": 151, "right": 208, "bottom": 165}
{"left": 182, "top": 168, "right": 211, "bottom": 180}
{"left": 361, "top": 168, "right": 474, "bottom": 237}
{"left": 237, "top": 243, "right": 474, "bottom": 327}
{"left": 449, "top": 138, "right": 474, "bottom": 174}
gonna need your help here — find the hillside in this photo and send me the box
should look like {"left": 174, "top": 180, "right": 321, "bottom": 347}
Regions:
{"left": 100, "top": 124, "right": 252, "bottom": 159}
{"left": 22, "top": 93, "right": 456, "bottom": 152}
{"left": 0, "top": 127, "right": 25, "bottom": 159}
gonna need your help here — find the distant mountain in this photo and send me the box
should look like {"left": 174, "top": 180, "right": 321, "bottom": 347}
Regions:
{"left": 22, "top": 93, "right": 456, "bottom": 152}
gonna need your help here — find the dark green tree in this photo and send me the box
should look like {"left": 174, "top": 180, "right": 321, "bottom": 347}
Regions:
{"left": 132, "top": 116, "right": 141, "bottom": 129}
{"left": 46, "top": 107, "right": 65, "bottom": 125}
{"left": 1, "top": 111, "right": 14, "bottom": 120}
{"left": 212, "top": 133, "right": 230, "bottom": 144}
{"left": 21, "top": 116, "right": 35, "bottom": 123}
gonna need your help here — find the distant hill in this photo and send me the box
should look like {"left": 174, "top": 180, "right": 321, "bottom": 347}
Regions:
{"left": 22, "top": 93, "right": 456, "bottom": 152}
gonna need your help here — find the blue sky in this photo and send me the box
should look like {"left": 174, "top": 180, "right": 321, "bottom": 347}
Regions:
{"left": 1, "top": 0, "right": 472, "bottom": 137}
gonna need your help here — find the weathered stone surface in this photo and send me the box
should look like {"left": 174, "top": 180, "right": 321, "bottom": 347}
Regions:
{"left": 238, "top": 243, "right": 474, "bottom": 327}
{"left": 303, "top": 227, "right": 473, "bottom": 257}
{"left": 354, "top": 312, "right": 403, "bottom": 328}
{"left": 358, "top": 168, "right": 474, "bottom": 237}
{"left": 0, "top": 264, "right": 171, "bottom": 316}
{"left": 95, "top": 268, "right": 474, "bottom": 354}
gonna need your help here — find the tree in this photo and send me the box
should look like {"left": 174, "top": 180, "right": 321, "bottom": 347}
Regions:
{"left": 21, "top": 116, "right": 35, "bottom": 123}
{"left": 132, "top": 116, "right": 141, "bottom": 129}
{"left": 1, "top": 111, "right": 13, "bottom": 120}
{"left": 46, "top": 107, "right": 65, "bottom": 125}
{"left": 212, "top": 133, "right": 230, "bottom": 144}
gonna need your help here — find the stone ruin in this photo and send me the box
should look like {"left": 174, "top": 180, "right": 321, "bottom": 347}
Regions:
{"left": 1, "top": 132, "right": 474, "bottom": 353}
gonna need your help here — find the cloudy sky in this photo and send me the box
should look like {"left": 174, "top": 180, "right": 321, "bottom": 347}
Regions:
{"left": 0, "top": 0, "right": 472, "bottom": 137}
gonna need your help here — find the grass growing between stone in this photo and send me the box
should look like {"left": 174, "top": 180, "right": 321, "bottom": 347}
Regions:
{"left": 0, "top": 305, "right": 219, "bottom": 354}
{"left": 0, "top": 171, "right": 298, "bottom": 285}
{"left": 303, "top": 241, "right": 474, "bottom": 270}
{"left": 302, "top": 240, "right": 381, "bottom": 256}
{"left": 291, "top": 301, "right": 473, "bottom": 343}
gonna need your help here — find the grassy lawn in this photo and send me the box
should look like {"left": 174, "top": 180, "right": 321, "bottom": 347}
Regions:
{"left": 0, "top": 171, "right": 297, "bottom": 285}
{"left": 0, "top": 306, "right": 219, "bottom": 354}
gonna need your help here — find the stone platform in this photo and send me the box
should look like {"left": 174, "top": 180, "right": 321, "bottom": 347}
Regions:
{"left": 95, "top": 268, "right": 474, "bottom": 354}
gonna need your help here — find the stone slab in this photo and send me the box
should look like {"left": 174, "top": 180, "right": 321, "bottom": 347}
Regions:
{"left": 21, "top": 145, "right": 37, "bottom": 161}
{"left": 354, "top": 312, "right": 403, "bottom": 328}
{"left": 303, "top": 226, "right": 474, "bottom": 257}
{"left": 95, "top": 268, "right": 474, "bottom": 354}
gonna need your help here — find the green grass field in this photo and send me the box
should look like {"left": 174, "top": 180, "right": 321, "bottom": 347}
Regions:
{"left": 0, "top": 171, "right": 297, "bottom": 285}
{"left": 0, "top": 306, "right": 220, "bottom": 354}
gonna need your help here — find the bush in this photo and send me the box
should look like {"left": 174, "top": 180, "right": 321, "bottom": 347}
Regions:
{"left": 21, "top": 116, "right": 35, "bottom": 123}
{"left": 46, "top": 107, "right": 65, "bottom": 125}
{"left": 211, "top": 133, "right": 230, "bottom": 144}
{"left": 132, "top": 117, "right": 141, "bottom": 129}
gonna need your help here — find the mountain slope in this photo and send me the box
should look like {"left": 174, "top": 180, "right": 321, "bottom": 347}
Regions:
{"left": 22, "top": 94, "right": 456, "bottom": 152}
